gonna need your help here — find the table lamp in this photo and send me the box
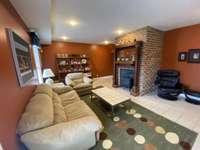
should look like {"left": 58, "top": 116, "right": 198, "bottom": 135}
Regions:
{"left": 42, "top": 68, "right": 55, "bottom": 85}
{"left": 0, "top": 143, "right": 3, "bottom": 150}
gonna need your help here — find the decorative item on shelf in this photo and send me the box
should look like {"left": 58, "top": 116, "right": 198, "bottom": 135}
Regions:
{"left": 188, "top": 49, "right": 200, "bottom": 63}
{"left": 79, "top": 67, "right": 84, "bottom": 71}
{"left": 56, "top": 54, "right": 61, "bottom": 58}
{"left": 43, "top": 68, "right": 55, "bottom": 85}
{"left": 85, "top": 67, "right": 91, "bottom": 71}
{"left": 132, "top": 56, "right": 135, "bottom": 61}
{"left": 178, "top": 52, "right": 187, "bottom": 62}
{"left": 117, "top": 57, "right": 120, "bottom": 61}
{"left": 121, "top": 58, "right": 125, "bottom": 61}
{"left": 59, "top": 60, "right": 66, "bottom": 66}
{"left": 81, "top": 59, "right": 87, "bottom": 64}
{"left": 81, "top": 54, "right": 87, "bottom": 58}
{"left": 64, "top": 54, "right": 68, "bottom": 58}
{"left": 60, "top": 54, "right": 65, "bottom": 58}
{"left": 125, "top": 58, "right": 129, "bottom": 62}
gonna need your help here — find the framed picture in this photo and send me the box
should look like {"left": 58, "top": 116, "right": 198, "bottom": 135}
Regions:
{"left": 188, "top": 49, "right": 200, "bottom": 63}
{"left": 178, "top": 52, "right": 187, "bottom": 61}
{"left": 7, "top": 29, "right": 34, "bottom": 87}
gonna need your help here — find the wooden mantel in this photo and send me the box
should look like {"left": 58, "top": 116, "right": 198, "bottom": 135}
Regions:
{"left": 113, "top": 41, "right": 143, "bottom": 96}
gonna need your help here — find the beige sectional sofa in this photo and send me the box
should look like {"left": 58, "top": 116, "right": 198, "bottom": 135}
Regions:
{"left": 17, "top": 84, "right": 103, "bottom": 150}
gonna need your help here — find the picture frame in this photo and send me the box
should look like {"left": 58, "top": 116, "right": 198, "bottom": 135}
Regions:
{"left": 7, "top": 28, "right": 34, "bottom": 87}
{"left": 188, "top": 49, "right": 200, "bottom": 63}
{"left": 178, "top": 52, "right": 187, "bottom": 62}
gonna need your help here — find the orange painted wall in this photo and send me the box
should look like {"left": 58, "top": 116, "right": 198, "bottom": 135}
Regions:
{"left": 0, "top": 1, "right": 35, "bottom": 150}
{"left": 162, "top": 24, "right": 200, "bottom": 91}
{"left": 42, "top": 41, "right": 114, "bottom": 77}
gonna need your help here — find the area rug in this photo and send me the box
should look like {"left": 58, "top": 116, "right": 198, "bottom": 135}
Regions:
{"left": 81, "top": 95, "right": 198, "bottom": 150}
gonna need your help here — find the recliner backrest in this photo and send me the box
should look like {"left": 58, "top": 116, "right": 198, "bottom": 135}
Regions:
{"left": 67, "top": 73, "right": 83, "bottom": 80}
{"left": 155, "top": 70, "right": 180, "bottom": 88}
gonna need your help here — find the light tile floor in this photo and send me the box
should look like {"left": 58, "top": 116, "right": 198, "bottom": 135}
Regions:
{"left": 93, "top": 76, "right": 200, "bottom": 150}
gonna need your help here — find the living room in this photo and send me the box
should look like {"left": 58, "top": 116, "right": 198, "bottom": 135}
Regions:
{"left": 0, "top": 0, "right": 200, "bottom": 150}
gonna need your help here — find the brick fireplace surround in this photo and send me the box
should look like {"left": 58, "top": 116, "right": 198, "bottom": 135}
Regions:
{"left": 115, "top": 26, "right": 163, "bottom": 95}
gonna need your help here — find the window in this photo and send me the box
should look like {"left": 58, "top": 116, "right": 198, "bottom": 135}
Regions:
{"left": 32, "top": 45, "right": 43, "bottom": 83}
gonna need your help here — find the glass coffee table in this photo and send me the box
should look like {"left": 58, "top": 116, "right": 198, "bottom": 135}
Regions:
{"left": 91, "top": 87, "right": 131, "bottom": 114}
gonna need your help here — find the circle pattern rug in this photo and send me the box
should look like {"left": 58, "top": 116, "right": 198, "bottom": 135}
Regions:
{"left": 82, "top": 96, "right": 197, "bottom": 150}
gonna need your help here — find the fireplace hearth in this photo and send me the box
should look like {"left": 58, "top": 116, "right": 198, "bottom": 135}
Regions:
{"left": 118, "top": 68, "right": 134, "bottom": 89}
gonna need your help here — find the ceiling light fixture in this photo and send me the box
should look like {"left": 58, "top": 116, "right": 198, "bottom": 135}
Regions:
{"left": 103, "top": 40, "right": 110, "bottom": 45}
{"left": 116, "top": 29, "right": 124, "bottom": 35}
{"left": 61, "top": 36, "right": 69, "bottom": 40}
{"left": 69, "top": 20, "right": 78, "bottom": 26}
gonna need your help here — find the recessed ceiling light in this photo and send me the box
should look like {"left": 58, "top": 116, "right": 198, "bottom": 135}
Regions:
{"left": 116, "top": 29, "right": 124, "bottom": 35}
{"left": 103, "top": 40, "right": 110, "bottom": 45}
{"left": 68, "top": 20, "right": 78, "bottom": 26}
{"left": 61, "top": 36, "right": 69, "bottom": 40}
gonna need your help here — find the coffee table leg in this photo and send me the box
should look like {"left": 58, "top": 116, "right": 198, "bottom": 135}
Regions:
{"left": 111, "top": 106, "right": 115, "bottom": 115}
{"left": 90, "top": 93, "right": 93, "bottom": 102}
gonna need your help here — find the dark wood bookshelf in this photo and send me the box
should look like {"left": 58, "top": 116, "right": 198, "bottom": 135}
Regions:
{"left": 56, "top": 54, "right": 91, "bottom": 82}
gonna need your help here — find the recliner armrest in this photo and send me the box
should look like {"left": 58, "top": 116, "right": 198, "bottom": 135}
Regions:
{"left": 83, "top": 76, "right": 93, "bottom": 84}
{"left": 65, "top": 76, "right": 75, "bottom": 87}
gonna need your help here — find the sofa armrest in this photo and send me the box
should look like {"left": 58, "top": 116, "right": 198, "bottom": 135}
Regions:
{"left": 65, "top": 77, "right": 75, "bottom": 87}
{"left": 83, "top": 76, "right": 93, "bottom": 84}
{"left": 21, "top": 116, "right": 103, "bottom": 150}
{"left": 52, "top": 86, "right": 73, "bottom": 95}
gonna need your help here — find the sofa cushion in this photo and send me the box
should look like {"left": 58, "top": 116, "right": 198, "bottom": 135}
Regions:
{"left": 53, "top": 86, "right": 73, "bottom": 95}
{"left": 17, "top": 94, "right": 54, "bottom": 135}
{"left": 52, "top": 92, "right": 62, "bottom": 104}
{"left": 73, "top": 78, "right": 83, "bottom": 84}
{"left": 54, "top": 103, "right": 67, "bottom": 124}
{"left": 64, "top": 101, "right": 95, "bottom": 121}
{"left": 34, "top": 84, "right": 53, "bottom": 98}
{"left": 59, "top": 90, "right": 81, "bottom": 106}
{"left": 74, "top": 83, "right": 92, "bottom": 89}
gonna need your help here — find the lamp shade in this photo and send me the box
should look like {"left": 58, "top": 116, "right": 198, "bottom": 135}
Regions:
{"left": 42, "top": 68, "right": 55, "bottom": 78}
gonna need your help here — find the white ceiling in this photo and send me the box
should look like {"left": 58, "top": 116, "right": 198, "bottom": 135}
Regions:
{"left": 10, "top": 0, "right": 51, "bottom": 44}
{"left": 11, "top": 0, "right": 200, "bottom": 44}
